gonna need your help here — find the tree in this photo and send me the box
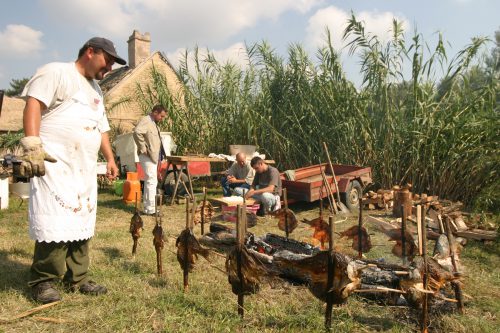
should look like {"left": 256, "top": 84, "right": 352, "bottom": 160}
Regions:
{"left": 5, "top": 77, "right": 30, "bottom": 96}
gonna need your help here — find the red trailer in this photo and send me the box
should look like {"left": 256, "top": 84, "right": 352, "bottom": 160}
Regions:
{"left": 281, "top": 163, "right": 372, "bottom": 210}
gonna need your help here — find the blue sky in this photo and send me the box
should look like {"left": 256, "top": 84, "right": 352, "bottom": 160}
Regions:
{"left": 0, "top": 0, "right": 498, "bottom": 90}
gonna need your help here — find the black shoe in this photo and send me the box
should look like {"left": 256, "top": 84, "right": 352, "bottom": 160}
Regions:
{"left": 76, "top": 281, "right": 107, "bottom": 296}
{"left": 32, "top": 281, "right": 61, "bottom": 304}
{"left": 256, "top": 205, "right": 266, "bottom": 217}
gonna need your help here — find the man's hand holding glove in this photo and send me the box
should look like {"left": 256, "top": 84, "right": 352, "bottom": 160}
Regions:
{"left": 18, "top": 136, "right": 57, "bottom": 177}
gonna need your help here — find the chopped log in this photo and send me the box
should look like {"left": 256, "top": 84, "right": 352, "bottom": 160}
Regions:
{"left": 440, "top": 201, "right": 464, "bottom": 214}
{"left": 455, "top": 229, "right": 497, "bottom": 241}
{"left": 393, "top": 188, "right": 412, "bottom": 219}
{"left": 449, "top": 215, "right": 468, "bottom": 231}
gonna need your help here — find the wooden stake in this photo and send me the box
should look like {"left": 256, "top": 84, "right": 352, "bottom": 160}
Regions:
{"left": 358, "top": 197, "right": 363, "bottom": 259}
{"left": 417, "top": 204, "right": 423, "bottom": 256}
{"left": 420, "top": 205, "right": 429, "bottom": 333}
{"left": 236, "top": 204, "right": 246, "bottom": 318}
{"left": 319, "top": 185, "right": 324, "bottom": 220}
{"left": 284, "top": 188, "right": 289, "bottom": 239}
{"left": 154, "top": 194, "right": 164, "bottom": 276}
{"left": 445, "top": 217, "right": 465, "bottom": 314}
{"left": 201, "top": 187, "right": 207, "bottom": 235}
{"left": 322, "top": 142, "right": 343, "bottom": 208}
{"left": 437, "top": 214, "right": 445, "bottom": 234}
{"left": 320, "top": 167, "right": 338, "bottom": 214}
{"left": 183, "top": 197, "right": 191, "bottom": 292}
{"left": 401, "top": 205, "right": 407, "bottom": 265}
{"left": 325, "top": 215, "right": 335, "bottom": 330}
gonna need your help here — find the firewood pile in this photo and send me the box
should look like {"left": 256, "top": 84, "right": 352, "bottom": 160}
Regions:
{"left": 363, "top": 189, "right": 395, "bottom": 210}
{"left": 363, "top": 185, "right": 497, "bottom": 242}
{"left": 411, "top": 198, "right": 497, "bottom": 242}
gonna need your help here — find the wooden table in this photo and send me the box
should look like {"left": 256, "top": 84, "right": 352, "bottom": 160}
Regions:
{"left": 211, "top": 197, "right": 256, "bottom": 207}
{"left": 161, "top": 156, "right": 276, "bottom": 204}
{"left": 161, "top": 156, "right": 227, "bottom": 204}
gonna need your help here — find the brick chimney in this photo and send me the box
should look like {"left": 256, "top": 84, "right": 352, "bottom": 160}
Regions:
{"left": 127, "top": 30, "right": 151, "bottom": 68}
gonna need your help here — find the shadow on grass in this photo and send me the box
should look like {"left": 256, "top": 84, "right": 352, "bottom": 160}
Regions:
{"left": 99, "top": 246, "right": 148, "bottom": 274}
{"left": 0, "top": 248, "right": 31, "bottom": 294}
{"left": 100, "top": 246, "right": 123, "bottom": 260}
{"left": 148, "top": 277, "right": 169, "bottom": 288}
{"left": 352, "top": 314, "right": 397, "bottom": 331}
{"left": 158, "top": 292, "right": 236, "bottom": 319}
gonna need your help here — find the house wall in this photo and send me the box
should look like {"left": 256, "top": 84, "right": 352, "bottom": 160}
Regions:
{"left": 0, "top": 96, "right": 25, "bottom": 132}
{"left": 104, "top": 52, "right": 184, "bottom": 133}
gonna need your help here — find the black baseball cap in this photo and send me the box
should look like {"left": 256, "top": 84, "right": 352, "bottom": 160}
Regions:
{"left": 85, "top": 37, "right": 126, "bottom": 65}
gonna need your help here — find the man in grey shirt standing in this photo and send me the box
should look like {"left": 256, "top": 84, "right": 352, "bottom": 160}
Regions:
{"left": 221, "top": 152, "right": 254, "bottom": 197}
{"left": 245, "top": 156, "right": 282, "bottom": 215}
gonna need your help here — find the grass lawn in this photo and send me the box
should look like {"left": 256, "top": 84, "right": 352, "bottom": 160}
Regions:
{"left": 0, "top": 186, "right": 498, "bottom": 332}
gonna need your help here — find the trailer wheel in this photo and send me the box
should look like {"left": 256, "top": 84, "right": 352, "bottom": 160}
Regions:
{"left": 341, "top": 180, "right": 362, "bottom": 211}
{"left": 163, "top": 172, "right": 189, "bottom": 197}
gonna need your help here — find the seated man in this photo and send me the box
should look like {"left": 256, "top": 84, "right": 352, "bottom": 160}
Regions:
{"left": 221, "top": 152, "right": 254, "bottom": 197}
{"left": 245, "top": 156, "right": 282, "bottom": 215}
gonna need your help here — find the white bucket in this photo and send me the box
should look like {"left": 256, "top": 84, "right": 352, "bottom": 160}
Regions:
{"left": 0, "top": 178, "right": 8, "bottom": 210}
{"left": 10, "top": 181, "right": 31, "bottom": 200}
{"left": 160, "top": 132, "right": 175, "bottom": 156}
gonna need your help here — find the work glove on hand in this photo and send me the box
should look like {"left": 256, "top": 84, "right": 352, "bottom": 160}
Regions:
{"left": 18, "top": 136, "right": 57, "bottom": 178}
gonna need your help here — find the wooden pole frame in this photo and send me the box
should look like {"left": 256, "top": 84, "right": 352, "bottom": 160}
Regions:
{"left": 236, "top": 204, "right": 247, "bottom": 318}
{"left": 201, "top": 187, "right": 207, "bottom": 235}
{"left": 358, "top": 197, "right": 363, "bottom": 259}
{"left": 401, "top": 205, "right": 407, "bottom": 265}
{"left": 325, "top": 215, "right": 335, "bottom": 329}
{"left": 283, "top": 188, "right": 289, "bottom": 239}
{"left": 420, "top": 205, "right": 429, "bottom": 333}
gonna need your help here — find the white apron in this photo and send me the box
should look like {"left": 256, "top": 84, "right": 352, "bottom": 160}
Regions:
{"left": 29, "top": 78, "right": 104, "bottom": 242}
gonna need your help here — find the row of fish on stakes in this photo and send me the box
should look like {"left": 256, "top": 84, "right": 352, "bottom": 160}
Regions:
{"left": 128, "top": 190, "right": 215, "bottom": 276}
{"left": 128, "top": 189, "right": 464, "bottom": 331}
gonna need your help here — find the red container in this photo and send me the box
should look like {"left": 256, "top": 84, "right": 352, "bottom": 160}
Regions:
{"left": 123, "top": 172, "right": 141, "bottom": 204}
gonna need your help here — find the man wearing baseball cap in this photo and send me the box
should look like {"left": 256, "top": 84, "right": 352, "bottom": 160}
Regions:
{"left": 20, "top": 37, "right": 125, "bottom": 303}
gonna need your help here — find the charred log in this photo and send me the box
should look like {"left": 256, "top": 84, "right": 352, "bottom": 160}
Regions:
{"left": 274, "top": 251, "right": 361, "bottom": 304}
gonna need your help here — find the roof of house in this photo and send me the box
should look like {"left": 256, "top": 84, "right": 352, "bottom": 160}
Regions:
{"left": 99, "top": 66, "right": 130, "bottom": 95}
{"left": 100, "top": 51, "right": 180, "bottom": 96}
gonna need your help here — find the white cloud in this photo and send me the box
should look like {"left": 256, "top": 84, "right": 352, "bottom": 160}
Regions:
{"left": 40, "top": 0, "right": 133, "bottom": 37}
{"left": 306, "top": 6, "right": 410, "bottom": 51}
{"left": 0, "top": 24, "right": 44, "bottom": 57}
{"left": 40, "top": 0, "right": 322, "bottom": 48}
{"left": 166, "top": 42, "right": 250, "bottom": 74}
